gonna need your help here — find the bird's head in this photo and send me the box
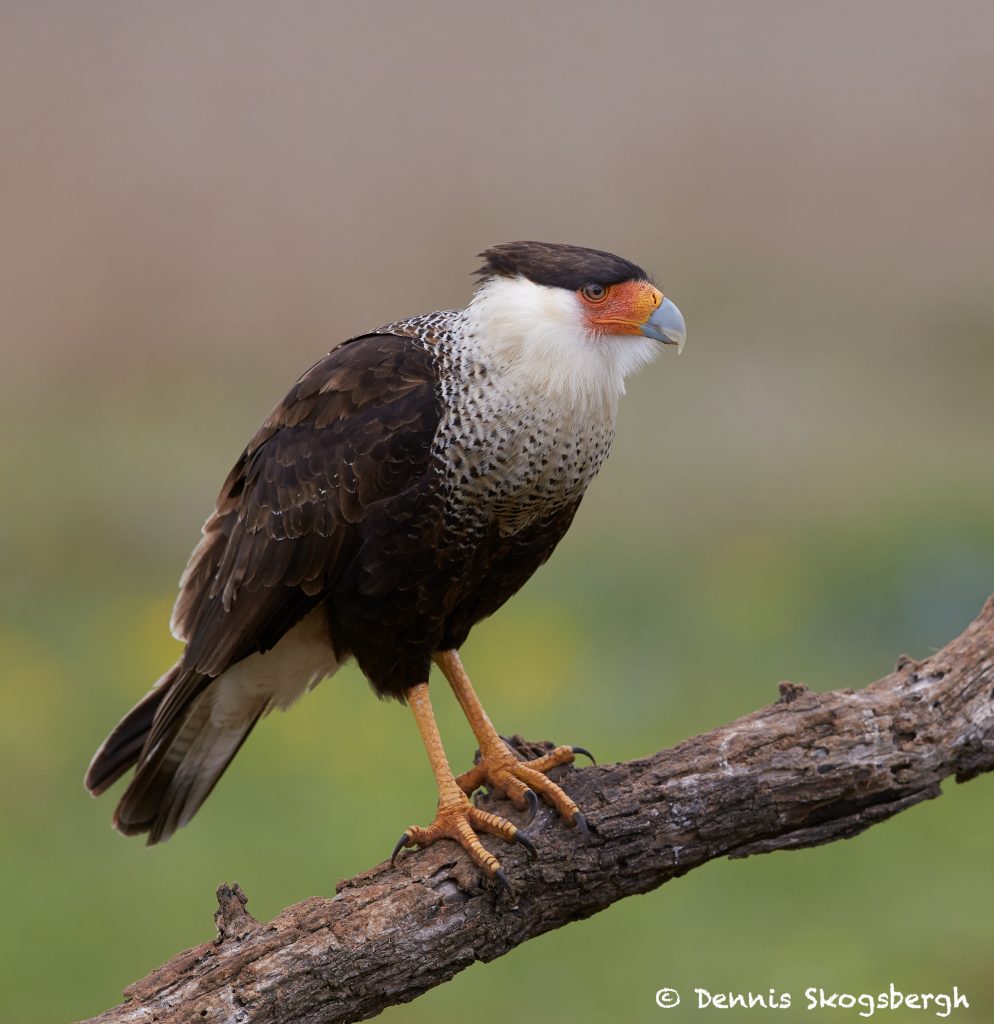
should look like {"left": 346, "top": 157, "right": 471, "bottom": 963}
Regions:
{"left": 468, "top": 241, "right": 685, "bottom": 409}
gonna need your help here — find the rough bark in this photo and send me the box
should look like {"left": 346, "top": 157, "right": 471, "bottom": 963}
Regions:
{"left": 81, "top": 596, "right": 994, "bottom": 1024}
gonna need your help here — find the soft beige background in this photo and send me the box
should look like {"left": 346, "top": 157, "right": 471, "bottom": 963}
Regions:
{"left": 2, "top": 2, "right": 993, "bottom": 1022}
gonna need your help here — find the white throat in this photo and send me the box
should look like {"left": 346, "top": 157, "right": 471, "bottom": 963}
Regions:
{"left": 464, "top": 276, "right": 659, "bottom": 416}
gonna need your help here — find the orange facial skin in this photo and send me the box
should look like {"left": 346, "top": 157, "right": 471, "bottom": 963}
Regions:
{"left": 577, "top": 279, "right": 663, "bottom": 335}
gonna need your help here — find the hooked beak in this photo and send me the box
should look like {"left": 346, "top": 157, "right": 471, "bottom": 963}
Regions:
{"left": 640, "top": 297, "right": 686, "bottom": 354}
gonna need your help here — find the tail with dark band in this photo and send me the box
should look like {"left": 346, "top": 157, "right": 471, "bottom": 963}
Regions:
{"left": 85, "top": 662, "right": 265, "bottom": 844}
{"left": 85, "top": 664, "right": 179, "bottom": 796}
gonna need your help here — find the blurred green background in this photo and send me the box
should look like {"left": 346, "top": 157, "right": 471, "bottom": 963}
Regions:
{"left": 2, "top": 2, "right": 993, "bottom": 1022}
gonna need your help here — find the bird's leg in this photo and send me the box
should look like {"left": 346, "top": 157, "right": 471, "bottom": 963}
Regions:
{"left": 434, "top": 650, "right": 589, "bottom": 831}
{"left": 391, "top": 682, "right": 535, "bottom": 885}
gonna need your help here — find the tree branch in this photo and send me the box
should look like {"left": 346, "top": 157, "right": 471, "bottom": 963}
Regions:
{"left": 82, "top": 596, "right": 994, "bottom": 1024}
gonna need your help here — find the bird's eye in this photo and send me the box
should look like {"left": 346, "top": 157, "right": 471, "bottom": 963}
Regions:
{"left": 581, "top": 283, "right": 608, "bottom": 302}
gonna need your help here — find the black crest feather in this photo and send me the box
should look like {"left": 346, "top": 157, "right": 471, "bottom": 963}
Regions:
{"left": 476, "top": 241, "right": 649, "bottom": 291}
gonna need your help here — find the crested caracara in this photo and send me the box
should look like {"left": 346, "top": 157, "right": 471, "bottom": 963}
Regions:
{"left": 86, "top": 241, "right": 686, "bottom": 884}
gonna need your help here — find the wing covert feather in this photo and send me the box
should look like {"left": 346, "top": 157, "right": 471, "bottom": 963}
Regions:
{"left": 169, "top": 333, "right": 442, "bottom": 679}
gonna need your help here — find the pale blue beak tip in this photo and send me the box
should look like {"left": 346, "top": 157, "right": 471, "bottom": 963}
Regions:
{"left": 640, "top": 297, "right": 686, "bottom": 354}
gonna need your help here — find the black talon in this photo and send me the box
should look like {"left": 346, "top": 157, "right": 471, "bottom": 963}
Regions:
{"left": 572, "top": 811, "right": 589, "bottom": 835}
{"left": 494, "top": 868, "right": 512, "bottom": 892}
{"left": 390, "top": 832, "right": 411, "bottom": 867}
{"left": 571, "top": 745, "right": 596, "bottom": 765}
{"left": 514, "top": 831, "right": 538, "bottom": 860}
{"left": 523, "top": 788, "right": 539, "bottom": 824}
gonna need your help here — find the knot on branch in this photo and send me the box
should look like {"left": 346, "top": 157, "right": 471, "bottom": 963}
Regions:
{"left": 213, "top": 882, "right": 259, "bottom": 945}
{"left": 777, "top": 681, "right": 811, "bottom": 704}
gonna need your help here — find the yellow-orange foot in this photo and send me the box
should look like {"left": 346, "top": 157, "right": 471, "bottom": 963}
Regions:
{"left": 391, "top": 791, "right": 536, "bottom": 888}
{"left": 455, "top": 741, "right": 594, "bottom": 832}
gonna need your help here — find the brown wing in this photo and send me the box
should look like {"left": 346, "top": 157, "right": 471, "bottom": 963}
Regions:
{"left": 85, "top": 332, "right": 443, "bottom": 839}
{"left": 149, "top": 333, "right": 442, "bottom": 739}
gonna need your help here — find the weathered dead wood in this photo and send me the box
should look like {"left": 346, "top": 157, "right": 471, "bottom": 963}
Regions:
{"left": 81, "top": 596, "right": 994, "bottom": 1024}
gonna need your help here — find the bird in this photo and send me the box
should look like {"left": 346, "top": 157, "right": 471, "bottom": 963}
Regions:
{"left": 85, "top": 241, "right": 686, "bottom": 884}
